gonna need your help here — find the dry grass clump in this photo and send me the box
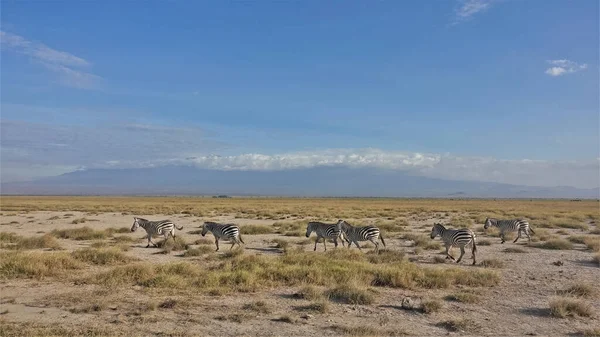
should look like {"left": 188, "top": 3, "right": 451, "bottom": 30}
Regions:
{"left": 215, "top": 313, "right": 252, "bottom": 323}
{"left": 568, "top": 235, "right": 588, "bottom": 244}
{"left": 579, "top": 328, "right": 600, "bottom": 337}
{"left": 433, "top": 256, "right": 446, "bottom": 263}
{"left": 477, "top": 239, "right": 492, "bottom": 246}
{"left": 583, "top": 237, "right": 600, "bottom": 252}
{"left": 549, "top": 298, "right": 594, "bottom": 318}
{"left": 112, "top": 235, "right": 135, "bottom": 243}
{"left": 293, "top": 285, "right": 323, "bottom": 300}
{"left": 421, "top": 299, "right": 442, "bottom": 314}
{"left": 403, "top": 234, "right": 441, "bottom": 250}
{"left": 71, "top": 248, "right": 132, "bottom": 265}
{"left": 326, "top": 284, "right": 375, "bottom": 305}
{"left": 503, "top": 247, "right": 527, "bottom": 253}
{"left": 294, "top": 300, "right": 330, "bottom": 313}
{"left": 242, "top": 224, "right": 276, "bottom": 235}
{"left": 271, "top": 239, "right": 289, "bottom": 252}
{"left": 0, "top": 251, "right": 83, "bottom": 279}
{"left": 480, "top": 259, "right": 504, "bottom": 268}
{"left": 366, "top": 249, "right": 405, "bottom": 264}
{"left": 444, "top": 292, "right": 480, "bottom": 303}
{"left": 194, "top": 237, "right": 213, "bottom": 245}
{"left": 51, "top": 227, "right": 108, "bottom": 240}
{"left": 589, "top": 228, "right": 600, "bottom": 235}
{"left": 558, "top": 283, "right": 596, "bottom": 298}
{"left": 183, "top": 246, "right": 213, "bottom": 256}
{"left": 375, "top": 219, "right": 408, "bottom": 232}
{"left": 593, "top": 254, "right": 600, "bottom": 267}
{"left": 0, "top": 233, "right": 62, "bottom": 250}
{"left": 242, "top": 301, "right": 271, "bottom": 314}
{"left": 331, "top": 325, "right": 410, "bottom": 336}
{"left": 0, "top": 321, "right": 120, "bottom": 337}
{"left": 157, "top": 236, "right": 187, "bottom": 253}
{"left": 534, "top": 239, "right": 573, "bottom": 250}
{"left": 159, "top": 298, "right": 178, "bottom": 309}
{"left": 437, "top": 318, "right": 480, "bottom": 332}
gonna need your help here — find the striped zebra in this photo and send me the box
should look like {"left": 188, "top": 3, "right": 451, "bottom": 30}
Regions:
{"left": 430, "top": 223, "right": 477, "bottom": 265}
{"left": 305, "top": 220, "right": 346, "bottom": 252}
{"left": 201, "top": 221, "right": 245, "bottom": 251}
{"left": 131, "top": 217, "right": 183, "bottom": 248}
{"left": 338, "top": 220, "right": 386, "bottom": 253}
{"left": 484, "top": 218, "right": 534, "bottom": 244}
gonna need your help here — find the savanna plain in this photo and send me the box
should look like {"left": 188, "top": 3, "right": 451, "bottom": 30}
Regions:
{"left": 0, "top": 196, "right": 599, "bottom": 337}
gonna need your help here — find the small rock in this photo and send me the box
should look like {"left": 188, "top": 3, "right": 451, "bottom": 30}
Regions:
{"left": 553, "top": 261, "right": 564, "bottom": 266}
{"left": 301, "top": 314, "right": 314, "bottom": 320}
{"left": 109, "top": 306, "right": 118, "bottom": 310}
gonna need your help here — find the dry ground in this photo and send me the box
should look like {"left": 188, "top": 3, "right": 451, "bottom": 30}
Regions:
{"left": 0, "top": 197, "right": 599, "bottom": 337}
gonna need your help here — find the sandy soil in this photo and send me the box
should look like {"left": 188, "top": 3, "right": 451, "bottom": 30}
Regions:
{"left": 1, "top": 211, "right": 599, "bottom": 336}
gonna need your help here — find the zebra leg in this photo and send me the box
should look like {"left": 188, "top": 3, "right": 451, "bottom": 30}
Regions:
{"left": 323, "top": 238, "right": 327, "bottom": 252}
{"left": 471, "top": 242, "right": 477, "bottom": 265}
{"left": 334, "top": 238, "right": 338, "bottom": 249}
{"left": 314, "top": 237, "right": 319, "bottom": 251}
{"left": 230, "top": 240, "right": 235, "bottom": 250}
{"left": 215, "top": 238, "right": 220, "bottom": 252}
{"left": 513, "top": 229, "right": 522, "bottom": 243}
{"left": 369, "top": 238, "right": 379, "bottom": 253}
{"left": 456, "top": 246, "right": 465, "bottom": 263}
{"left": 354, "top": 241, "right": 362, "bottom": 251}
{"left": 526, "top": 229, "right": 532, "bottom": 243}
{"left": 445, "top": 244, "right": 455, "bottom": 260}
{"left": 500, "top": 233, "right": 505, "bottom": 244}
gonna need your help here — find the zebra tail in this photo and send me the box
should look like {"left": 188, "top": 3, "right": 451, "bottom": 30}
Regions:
{"left": 379, "top": 233, "right": 386, "bottom": 247}
{"left": 528, "top": 226, "right": 535, "bottom": 235}
{"left": 175, "top": 225, "right": 183, "bottom": 230}
{"left": 238, "top": 234, "right": 245, "bottom": 244}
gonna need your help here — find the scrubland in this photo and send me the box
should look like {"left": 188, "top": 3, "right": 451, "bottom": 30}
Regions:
{"left": 0, "top": 197, "right": 598, "bottom": 336}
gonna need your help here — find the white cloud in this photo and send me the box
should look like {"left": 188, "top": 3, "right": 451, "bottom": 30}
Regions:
{"left": 0, "top": 31, "right": 101, "bottom": 89}
{"left": 1, "top": 120, "right": 598, "bottom": 188}
{"left": 545, "top": 59, "right": 587, "bottom": 77}
{"left": 453, "top": 0, "right": 495, "bottom": 24}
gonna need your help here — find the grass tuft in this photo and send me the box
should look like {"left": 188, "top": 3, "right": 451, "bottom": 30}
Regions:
{"left": 549, "top": 297, "right": 594, "bottom": 318}
{"left": 0, "top": 233, "right": 62, "bottom": 250}
{"left": 421, "top": 299, "right": 442, "bottom": 314}
{"left": 71, "top": 248, "right": 131, "bottom": 265}
{"left": 242, "top": 301, "right": 271, "bottom": 314}
{"left": 183, "top": 246, "right": 214, "bottom": 256}
{"left": 326, "top": 284, "right": 375, "bottom": 305}
{"left": 480, "top": 259, "right": 504, "bottom": 268}
{"left": 0, "top": 251, "right": 83, "bottom": 279}
{"left": 51, "top": 227, "right": 108, "bottom": 240}
{"left": 437, "top": 319, "right": 480, "bottom": 332}
{"left": 534, "top": 239, "right": 573, "bottom": 250}
{"left": 444, "top": 292, "right": 480, "bottom": 303}
{"left": 558, "top": 283, "right": 596, "bottom": 298}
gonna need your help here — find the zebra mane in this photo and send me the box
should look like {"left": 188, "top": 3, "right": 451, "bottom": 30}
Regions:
{"left": 433, "top": 223, "right": 446, "bottom": 230}
{"left": 135, "top": 217, "right": 148, "bottom": 222}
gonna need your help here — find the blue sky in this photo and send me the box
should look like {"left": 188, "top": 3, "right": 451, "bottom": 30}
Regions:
{"left": 1, "top": 0, "right": 599, "bottom": 188}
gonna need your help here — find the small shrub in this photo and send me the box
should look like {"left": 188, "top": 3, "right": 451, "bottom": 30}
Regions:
{"left": 535, "top": 239, "right": 573, "bottom": 250}
{"left": 584, "top": 237, "right": 600, "bottom": 252}
{"left": 549, "top": 298, "right": 594, "bottom": 318}
{"left": 294, "top": 301, "right": 329, "bottom": 313}
{"left": 445, "top": 292, "right": 480, "bottom": 303}
{"left": 51, "top": 227, "right": 108, "bottom": 240}
{"left": 159, "top": 299, "right": 178, "bottom": 309}
{"left": 243, "top": 301, "right": 271, "bottom": 314}
{"left": 503, "top": 247, "right": 527, "bottom": 253}
{"left": 293, "top": 285, "right": 323, "bottom": 300}
{"left": 421, "top": 299, "right": 442, "bottom": 314}
{"left": 558, "top": 283, "right": 596, "bottom": 298}
{"left": 71, "top": 248, "right": 131, "bottom": 265}
{"left": 437, "top": 319, "right": 480, "bottom": 332}
{"left": 183, "top": 246, "right": 213, "bottom": 256}
{"left": 433, "top": 256, "right": 446, "bottom": 264}
{"left": 326, "top": 284, "right": 375, "bottom": 305}
{"left": 271, "top": 239, "right": 289, "bottom": 251}
{"left": 273, "top": 315, "right": 295, "bottom": 323}
{"left": 242, "top": 225, "right": 276, "bottom": 235}
{"left": 480, "top": 259, "right": 504, "bottom": 268}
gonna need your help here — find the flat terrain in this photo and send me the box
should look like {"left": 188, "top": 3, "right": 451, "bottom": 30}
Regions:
{"left": 1, "top": 197, "right": 599, "bottom": 336}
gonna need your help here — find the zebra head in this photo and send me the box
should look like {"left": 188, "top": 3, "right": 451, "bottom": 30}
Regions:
{"left": 336, "top": 219, "right": 349, "bottom": 232}
{"left": 484, "top": 218, "right": 493, "bottom": 229}
{"left": 305, "top": 222, "right": 315, "bottom": 237}
{"left": 131, "top": 217, "right": 141, "bottom": 232}
{"left": 430, "top": 223, "right": 445, "bottom": 239}
{"left": 201, "top": 222, "right": 211, "bottom": 236}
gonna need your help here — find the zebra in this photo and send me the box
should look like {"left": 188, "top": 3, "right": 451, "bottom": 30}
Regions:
{"left": 338, "top": 220, "right": 386, "bottom": 253}
{"left": 484, "top": 218, "right": 535, "bottom": 244}
{"left": 430, "top": 223, "right": 477, "bottom": 265}
{"left": 305, "top": 220, "right": 346, "bottom": 252}
{"left": 131, "top": 217, "right": 183, "bottom": 248}
{"left": 201, "top": 221, "right": 244, "bottom": 251}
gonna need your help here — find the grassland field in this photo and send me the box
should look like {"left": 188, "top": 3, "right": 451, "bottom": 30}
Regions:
{"left": 0, "top": 196, "right": 599, "bottom": 336}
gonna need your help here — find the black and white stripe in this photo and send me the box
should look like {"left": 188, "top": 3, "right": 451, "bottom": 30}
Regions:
{"left": 201, "top": 221, "right": 245, "bottom": 251}
{"left": 131, "top": 217, "right": 183, "bottom": 248}
{"left": 430, "top": 223, "right": 477, "bottom": 265}
{"left": 484, "top": 218, "right": 534, "bottom": 244}
{"left": 339, "top": 220, "right": 386, "bottom": 253}
{"left": 305, "top": 220, "right": 346, "bottom": 252}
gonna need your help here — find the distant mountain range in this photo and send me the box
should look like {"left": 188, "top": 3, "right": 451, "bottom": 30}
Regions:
{"left": 1, "top": 165, "right": 598, "bottom": 199}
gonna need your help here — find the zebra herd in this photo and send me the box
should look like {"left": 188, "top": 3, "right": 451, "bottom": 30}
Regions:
{"left": 130, "top": 216, "right": 535, "bottom": 263}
